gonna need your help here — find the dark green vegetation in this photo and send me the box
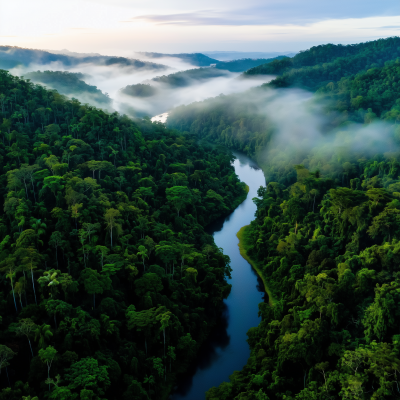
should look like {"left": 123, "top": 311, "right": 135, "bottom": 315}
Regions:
{"left": 0, "top": 69, "right": 248, "bottom": 399}
{"left": 244, "top": 37, "right": 400, "bottom": 91}
{"left": 168, "top": 42, "right": 400, "bottom": 160}
{"left": 120, "top": 84, "right": 158, "bottom": 98}
{"left": 121, "top": 68, "right": 230, "bottom": 98}
{"left": 149, "top": 68, "right": 229, "bottom": 88}
{"left": 215, "top": 56, "right": 288, "bottom": 73}
{"left": 167, "top": 37, "right": 400, "bottom": 399}
{"left": 208, "top": 145, "right": 400, "bottom": 399}
{"left": 138, "top": 53, "right": 219, "bottom": 67}
{"left": 0, "top": 46, "right": 166, "bottom": 71}
{"left": 24, "top": 71, "right": 111, "bottom": 106}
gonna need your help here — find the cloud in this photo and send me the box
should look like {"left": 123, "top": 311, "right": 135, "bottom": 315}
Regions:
{"left": 132, "top": 1, "right": 400, "bottom": 27}
{"left": 377, "top": 25, "right": 400, "bottom": 29}
{"left": 359, "top": 25, "right": 400, "bottom": 30}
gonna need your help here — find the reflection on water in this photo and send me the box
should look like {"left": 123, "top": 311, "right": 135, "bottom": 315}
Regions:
{"left": 170, "top": 151, "right": 266, "bottom": 400}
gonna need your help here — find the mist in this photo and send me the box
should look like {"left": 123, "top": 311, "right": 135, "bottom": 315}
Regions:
{"left": 118, "top": 73, "right": 273, "bottom": 118}
{"left": 6, "top": 50, "right": 273, "bottom": 117}
{"left": 250, "top": 88, "right": 398, "bottom": 181}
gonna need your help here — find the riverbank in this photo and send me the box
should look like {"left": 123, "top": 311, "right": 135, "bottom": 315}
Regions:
{"left": 231, "top": 183, "right": 249, "bottom": 210}
{"left": 236, "top": 225, "right": 274, "bottom": 306}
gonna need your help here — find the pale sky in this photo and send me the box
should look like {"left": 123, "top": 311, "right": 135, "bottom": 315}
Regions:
{"left": 0, "top": 0, "right": 399, "bottom": 55}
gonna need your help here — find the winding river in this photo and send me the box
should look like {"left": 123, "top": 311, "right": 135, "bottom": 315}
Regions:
{"left": 170, "top": 151, "right": 267, "bottom": 400}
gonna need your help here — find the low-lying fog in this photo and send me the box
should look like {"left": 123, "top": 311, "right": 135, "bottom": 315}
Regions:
{"left": 9, "top": 52, "right": 273, "bottom": 118}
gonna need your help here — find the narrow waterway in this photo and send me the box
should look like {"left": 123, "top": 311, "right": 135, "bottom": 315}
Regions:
{"left": 170, "top": 151, "right": 266, "bottom": 400}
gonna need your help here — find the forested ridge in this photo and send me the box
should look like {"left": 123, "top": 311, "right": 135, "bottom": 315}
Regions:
{"left": 121, "top": 68, "right": 230, "bottom": 99}
{"left": 168, "top": 54, "right": 400, "bottom": 161}
{"left": 0, "top": 46, "right": 166, "bottom": 72}
{"left": 0, "top": 69, "right": 248, "bottom": 400}
{"left": 24, "top": 71, "right": 111, "bottom": 107}
{"left": 207, "top": 148, "right": 400, "bottom": 399}
{"left": 166, "top": 37, "right": 400, "bottom": 399}
{"left": 245, "top": 37, "right": 400, "bottom": 91}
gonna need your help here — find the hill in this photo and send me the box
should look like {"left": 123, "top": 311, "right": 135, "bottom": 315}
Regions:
{"left": 138, "top": 52, "right": 219, "bottom": 67}
{"left": 24, "top": 70, "right": 112, "bottom": 106}
{"left": 0, "top": 68, "right": 247, "bottom": 399}
{"left": 244, "top": 37, "right": 400, "bottom": 91}
{"left": 167, "top": 37, "right": 400, "bottom": 400}
{"left": 0, "top": 46, "right": 167, "bottom": 71}
{"left": 120, "top": 67, "right": 230, "bottom": 99}
{"left": 214, "top": 56, "right": 288, "bottom": 73}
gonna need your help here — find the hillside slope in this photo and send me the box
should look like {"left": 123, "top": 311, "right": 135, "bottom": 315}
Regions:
{"left": 0, "top": 68, "right": 247, "bottom": 399}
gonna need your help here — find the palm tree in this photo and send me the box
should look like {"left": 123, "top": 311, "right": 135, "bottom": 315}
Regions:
{"left": 137, "top": 246, "right": 148, "bottom": 272}
{"left": 17, "top": 318, "right": 37, "bottom": 358}
{"left": 34, "top": 324, "right": 53, "bottom": 349}
{"left": 31, "top": 219, "right": 47, "bottom": 246}
{"left": 14, "top": 277, "right": 27, "bottom": 309}
{"left": 21, "top": 246, "right": 41, "bottom": 305}
{"left": 1, "top": 262, "right": 18, "bottom": 313}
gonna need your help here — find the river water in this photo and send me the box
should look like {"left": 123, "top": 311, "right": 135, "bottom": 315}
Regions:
{"left": 170, "top": 151, "right": 266, "bottom": 400}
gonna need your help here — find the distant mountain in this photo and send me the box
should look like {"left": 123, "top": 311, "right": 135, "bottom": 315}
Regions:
{"left": 121, "top": 67, "right": 230, "bottom": 99}
{"left": 243, "top": 37, "right": 400, "bottom": 91}
{"left": 214, "top": 56, "right": 289, "bottom": 73}
{"left": 138, "top": 52, "right": 219, "bottom": 67}
{"left": 0, "top": 46, "right": 167, "bottom": 71}
{"left": 25, "top": 70, "right": 112, "bottom": 107}
{"left": 202, "top": 51, "right": 297, "bottom": 61}
{"left": 45, "top": 49, "right": 103, "bottom": 58}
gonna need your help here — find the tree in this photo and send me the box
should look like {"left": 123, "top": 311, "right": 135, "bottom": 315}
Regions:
{"left": 80, "top": 268, "right": 112, "bottom": 309}
{"left": 104, "top": 208, "right": 121, "bottom": 248}
{"left": 136, "top": 245, "right": 148, "bottom": 272}
{"left": 166, "top": 186, "right": 192, "bottom": 217}
{"left": 95, "top": 245, "right": 109, "bottom": 269}
{"left": 167, "top": 346, "right": 176, "bottom": 372}
{"left": 45, "top": 299, "right": 72, "bottom": 330}
{"left": 18, "top": 246, "right": 41, "bottom": 305}
{"left": 82, "top": 222, "right": 100, "bottom": 242}
{"left": 38, "top": 269, "right": 60, "bottom": 298}
{"left": 39, "top": 346, "right": 57, "bottom": 391}
{"left": 367, "top": 208, "right": 400, "bottom": 241}
{"left": 0, "top": 259, "right": 18, "bottom": 313}
{"left": 65, "top": 357, "right": 110, "bottom": 397}
{"left": 49, "top": 231, "right": 64, "bottom": 268}
{"left": 31, "top": 219, "right": 47, "bottom": 244}
{"left": 86, "top": 160, "right": 101, "bottom": 179}
{"left": 34, "top": 324, "right": 53, "bottom": 349}
{"left": 40, "top": 176, "right": 65, "bottom": 199}
{"left": 134, "top": 273, "right": 163, "bottom": 297}
{"left": 0, "top": 345, "right": 15, "bottom": 386}
{"left": 44, "top": 155, "right": 60, "bottom": 175}
{"left": 157, "top": 311, "right": 171, "bottom": 357}
{"left": 14, "top": 276, "right": 27, "bottom": 309}
{"left": 17, "top": 318, "right": 37, "bottom": 358}
{"left": 155, "top": 244, "right": 176, "bottom": 275}
{"left": 126, "top": 305, "right": 167, "bottom": 355}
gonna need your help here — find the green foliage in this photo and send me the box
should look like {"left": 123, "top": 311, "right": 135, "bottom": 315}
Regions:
{"left": 25, "top": 71, "right": 111, "bottom": 106}
{"left": 0, "top": 68, "right": 241, "bottom": 400}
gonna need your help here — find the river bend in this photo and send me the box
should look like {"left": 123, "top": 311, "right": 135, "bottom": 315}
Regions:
{"left": 170, "top": 151, "right": 266, "bottom": 399}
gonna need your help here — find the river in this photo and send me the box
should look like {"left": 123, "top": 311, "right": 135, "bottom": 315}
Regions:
{"left": 170, "top": 151, "right": 266, "bottom": 400}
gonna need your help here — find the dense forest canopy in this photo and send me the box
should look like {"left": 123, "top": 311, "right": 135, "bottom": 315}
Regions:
{"left": 147, "top": 68, "right": 230, "bottom": 89}
{"left": 168, "top": 42, "right": 400, "bottom": 164}
{"left": 167, "top": 37, "right": 400, "bottom": 400}
{"left": 2, "top": 34, "right": 400, "bottom": 400}
{"left": 120, "top": 68, "right": 231, "bottom": 99}
{"left": 24, "top": 71, "right": 112, "bottom": 107}
{"left": 0, "top": 68, "right": 248, "bottom": 400}
{"left": 213, "top": 57, "right": 288, "bottom": 73}
{"left": 0, "top": 46, "right": 167, "bottom": 72}
{"left": 244, "top": 37, "right": 400, "bottom": 91}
